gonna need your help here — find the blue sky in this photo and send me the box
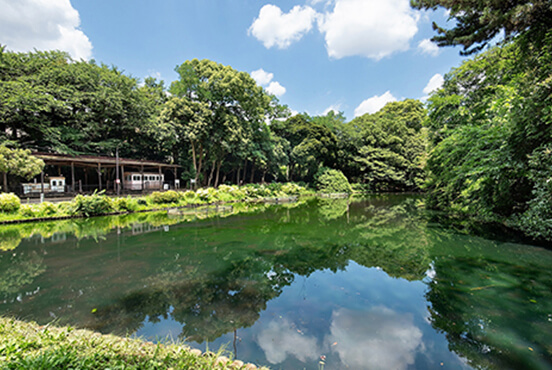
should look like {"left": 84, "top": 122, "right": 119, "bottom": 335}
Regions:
{"left": 0, "top": 0, "right": 467, "bottom": 120}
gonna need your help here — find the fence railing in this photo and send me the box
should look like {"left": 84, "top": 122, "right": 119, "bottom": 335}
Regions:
{"left": 12, "top": 183, "right": 178, "bottom": 198}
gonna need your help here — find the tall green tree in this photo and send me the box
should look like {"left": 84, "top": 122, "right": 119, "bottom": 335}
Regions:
{"left": 158, "top": 97, "right": 212, "bottom": 183}
{"left": 169, "top": 59, "right": 281, "bottom": 186}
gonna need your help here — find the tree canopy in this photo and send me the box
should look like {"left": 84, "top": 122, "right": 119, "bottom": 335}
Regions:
{"left": 342, "top": 100, "right": 427, "bottom": 191}
{"left": 0, "top": 47, "right": 431, "bottom": 195}
{"left": 165, "top": 59, "right": 285, "bottom": 187}
{"left": 423, "top": 22, "right": 552, "bottom": 239}
{"left": 0, "top": 145, "right": 44, "bottom": 192}
{"left": 0, "top": 48, "right": 160, "bottom": 159}
{"left": 411, "top": 0, "right": 552, "bottom": 54}
{"left": 271, "top": 114, "right": 338, "bottom": 183}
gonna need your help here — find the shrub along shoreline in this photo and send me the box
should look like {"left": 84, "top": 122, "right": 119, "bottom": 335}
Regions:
{"left": 0, "top": 183, "right": 317, "bottom": 225}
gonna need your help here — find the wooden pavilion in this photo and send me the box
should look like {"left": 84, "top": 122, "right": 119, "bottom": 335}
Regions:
{"left": 28, "top": 152, "right": 180, "bottom": 195}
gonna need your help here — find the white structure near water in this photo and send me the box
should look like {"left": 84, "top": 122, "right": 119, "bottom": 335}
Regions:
{"left": 123, "top": 172, "right": 165, "bottom": 190}
{"left": 22, "top": 176, "right": 66, "bottom": 194}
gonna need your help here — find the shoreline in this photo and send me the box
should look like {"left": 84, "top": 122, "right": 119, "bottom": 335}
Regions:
{"left": 0, "top": 184, "right": 323, "bottom": 225}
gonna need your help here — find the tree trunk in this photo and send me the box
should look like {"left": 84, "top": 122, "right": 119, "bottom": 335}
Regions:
{"left": 250, "top": 161, "right": 255, "bottom": 183}
{"left": 196, "top": 144, "right": 204, "bottom": 185}
{"left": 243, "top": 159, "right": 248, "bottom": 184}
{"left": 191, "top": 142, "right": 197, "bottom": 180}
{"left": 207, "top": 160, "right": 216, "bottom": 187}
{"left": 235, "top": 167, "right": 240, "bottom": 185}
{"left": 214, "top": 160, "right": 222, "bottom": 188}
{"left": 2, "top": 172, "right": 7, "bottom": 192}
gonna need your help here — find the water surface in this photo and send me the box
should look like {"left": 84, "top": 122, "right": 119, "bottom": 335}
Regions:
{"left": 1, "top": 196, "right": 551, "bottom": 369}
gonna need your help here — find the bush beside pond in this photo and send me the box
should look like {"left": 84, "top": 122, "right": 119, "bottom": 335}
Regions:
{"left": 150, "top": 190, "right": 183, "bottom": 204}
{"left": 0, "top": 193, "right": 21, "bottom": 213}
{"left": 316, "top": 168, "right": 353, "bottom": 194}
{"left": 71, "top": 191, "right": 115, "bottom": 216}
{"left": 0, "top": 317, "right": 266, "bottom": 369}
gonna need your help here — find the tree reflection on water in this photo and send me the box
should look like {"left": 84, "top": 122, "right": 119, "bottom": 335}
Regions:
{"left": 1, "top": 195, "right": 551, "bottom": 369}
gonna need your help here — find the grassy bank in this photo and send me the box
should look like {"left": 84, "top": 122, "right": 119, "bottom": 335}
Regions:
{"left": 0, "top": 317, "right": 265, "bottom": 369}
{"left": 0, "top": 183, "right": 313, "bottom": 224}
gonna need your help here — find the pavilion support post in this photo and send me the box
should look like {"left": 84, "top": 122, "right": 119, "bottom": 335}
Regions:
{"left": 116, "top": 146, "right": 120, "bottom": 196}
{"left": 71, "top": 162, "right": 75, "bottom": 193}
{"left": 98, "top": 163, "right": 102, "bottom": 191}
{"left": 40, "top": 170, "right": 45, "bottom": 198}
{"left": 159, "top": 166, "right": 162, "bottom": 190}
{"left": 173, "top": 167, "right": 178, "bottom": 189}
{"left": 109, "top": 168, "right": 114, "bottom": 192}
{"left": 121, "top": 165, "right": 125, "bottom": 194}
{"left": 140, "top": 165, "right": 144, "bottom": 193}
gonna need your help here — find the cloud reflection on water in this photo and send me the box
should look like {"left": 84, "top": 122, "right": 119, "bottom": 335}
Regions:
{"left": 327, "top": 306, "right": 423, "bottom": 370}
{"left": 255, "top": 305, "right": 424, "bottom": 369}
{"left": 257, "top": 306, "right": 423, "bottom": 370}
{"left": 256, "top": 318, "right": 321, "bottom": 364}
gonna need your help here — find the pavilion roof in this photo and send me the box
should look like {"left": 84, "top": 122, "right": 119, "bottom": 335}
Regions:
{"left": 33, "top": 152, "right": 179, "bottom": 169}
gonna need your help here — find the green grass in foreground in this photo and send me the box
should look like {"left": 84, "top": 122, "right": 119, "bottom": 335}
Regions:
{"left": 0, "top": 317, "right": 265, "bottom": 370}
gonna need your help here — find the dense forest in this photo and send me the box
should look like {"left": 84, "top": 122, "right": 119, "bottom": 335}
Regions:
{"left": 1, "top": 0, "right": 552, "bottom": 240}
{"left": 412, "top": 0, "right": 552, "bottom": 240}
{"left": 0, "top": 48, "right": 427, "bottom": 192}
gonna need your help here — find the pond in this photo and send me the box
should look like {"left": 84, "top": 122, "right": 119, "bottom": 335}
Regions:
{"left": 1, "top": 195, "right": 551, "bottom": 369}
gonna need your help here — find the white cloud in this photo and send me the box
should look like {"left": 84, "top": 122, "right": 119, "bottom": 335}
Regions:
{"left": 248, "top": 4, "right": 318, "bottom": 49}
{"left": 326, "top": 307, "right": 423, "bottom": 370}
{"left": 0, "top": 0, "right": 92, "bottom": 60}
{"left": 251, "top": 69, "right": 274, "bottom": 86}
{"left": 323, "top": 104, "right": 341, "bottom": 115}
{"left": 354, "top": 91, "right": 396, "bottom": 116}
{"left": 423, "top": 73, "right": 444, "bottom": 95}
{"left": 256, "top": 318, "right": 320, "bottom": 364}
{"left": 418, "top": 38, "right": 440, "bottom": 56}
{"left": 147, "top": 70, "right": 162, "bottom": 80}
{"left": 318, "top": 0, "right": 419, "bottom": 60}
{"left": 266, "top": 81, "right": 287, "bottom": 97}
{"left": 251, "top": 68, "right": 286, "bottom": 97}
